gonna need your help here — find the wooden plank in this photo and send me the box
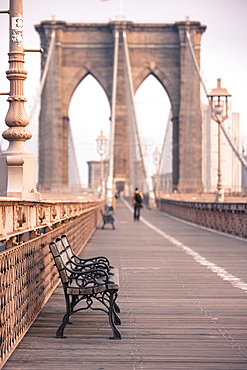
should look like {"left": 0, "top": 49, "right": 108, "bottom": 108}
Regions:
{"left": 3, "top": 199, "right": 247, "bottom": 369}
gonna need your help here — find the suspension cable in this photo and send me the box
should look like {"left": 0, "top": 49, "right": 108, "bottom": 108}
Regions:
{"left": 29, "top": 29, "right": 55, "bottom": 122}
{"left": 158, "top": 110, "right": 172, "bottom": 176}
{"left": 122, "top": 30, "right": 151, "bottom": 189}
{"left": 186, "top": 31, "right": 247, "bottom": 172}
{"left": 109, "top": 30, "right": 119, "bottom": 182}
{"left": 67, "top": 123, "right": 82, "bottom": 188}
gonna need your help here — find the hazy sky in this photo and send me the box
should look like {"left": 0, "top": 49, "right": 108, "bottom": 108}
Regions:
{"left": 0, "top": 0, "right": 246, "bottom": 184}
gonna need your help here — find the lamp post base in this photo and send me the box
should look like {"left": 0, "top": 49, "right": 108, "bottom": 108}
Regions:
{"left": 0, "top": 153, "right": 41, "bottom": 201}
{"left": 215, "top": 188, "right": 224, "bottom": 203}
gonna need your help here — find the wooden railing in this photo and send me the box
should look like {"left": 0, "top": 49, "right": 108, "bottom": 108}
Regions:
{"left": 0, "top": 199, "right": 103, "bottom": 368}
{"left": 158, "top": 199, "right": 247, "bottom": 238}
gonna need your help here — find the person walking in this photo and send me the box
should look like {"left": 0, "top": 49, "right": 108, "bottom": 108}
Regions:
{"left": 132, "top": 187, "right": 143, "bottom": 221}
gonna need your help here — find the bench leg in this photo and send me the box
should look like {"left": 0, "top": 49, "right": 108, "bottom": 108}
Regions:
{"left": 113, "top": 310, "right": 121, "bottom": 325}
{"left": 56, "top": 294, "right": 71, "bottom": 338}
{"left": 108, "top": 291, "right": 121, "bottom": 339}
{"left": 114, "top": 302, "right": 120, "bottom": 313}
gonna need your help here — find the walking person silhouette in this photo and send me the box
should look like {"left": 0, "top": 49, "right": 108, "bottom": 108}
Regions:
{"left": 132, "top": 187, "right": 143, "bottom": 221}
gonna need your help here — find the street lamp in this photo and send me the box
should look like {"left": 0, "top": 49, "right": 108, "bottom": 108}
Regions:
{"left": 207, "top": 78, "right": 231, "bottom": 202}
{"left": 96, "top": 131, "right": 108, "bottom": 197}
{"left": 152, "top": 147, "right": 160, "bottom": 197}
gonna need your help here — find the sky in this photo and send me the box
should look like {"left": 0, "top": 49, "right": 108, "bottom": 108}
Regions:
{"left": 0, "top": 0, "right": 246, "bottom": 185}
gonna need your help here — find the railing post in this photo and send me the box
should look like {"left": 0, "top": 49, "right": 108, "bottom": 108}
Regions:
{"left": 0, "top": 0, "right": 40, "bottom": 200}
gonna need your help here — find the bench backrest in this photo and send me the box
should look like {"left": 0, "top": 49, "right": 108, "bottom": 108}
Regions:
{"left": 61, "top": 234, "right": 76, "bottom": 262}
{"left": 49, "top": 241, "right": 69, "bottom": 284}
{"left": 51, "top": 235, "right": 112, "bottom": 276}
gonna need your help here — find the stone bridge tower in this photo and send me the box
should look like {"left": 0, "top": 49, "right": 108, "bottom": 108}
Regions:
{"left": 36, "top": 20, "right": 206, "bottom": 194}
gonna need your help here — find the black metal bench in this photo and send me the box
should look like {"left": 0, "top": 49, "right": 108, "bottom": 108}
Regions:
{"left": 100, "top": 209, "right": 115, "bottom": 229}
{"left": 61, "top": 234, "right": 114, "bottom": 270}
{"left": 49, "top": 236, "right": 121, "bottom": 339}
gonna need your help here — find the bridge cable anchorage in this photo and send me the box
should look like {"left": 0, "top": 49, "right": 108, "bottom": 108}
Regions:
{"left": 186, "top": 31, "right": 247, "bottom": 173}
{"left": 122, "top": 30, "right": 154, "bottom": 198}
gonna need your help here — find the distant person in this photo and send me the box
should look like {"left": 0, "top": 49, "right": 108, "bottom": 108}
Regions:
{"left": 132, "top": 187, "right": 143, "bottom": 221}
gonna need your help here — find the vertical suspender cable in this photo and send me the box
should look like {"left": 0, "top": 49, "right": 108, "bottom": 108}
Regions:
{"left": 122, "top": 30, "right": 152, "bottom": 193}
{"left": 106, "top": 30, "right": 119, "bottom": 206}
{"left": 31, "top": 28, "right": 83, "bottom": 189}
{"left": 68, "top": 123, "right": 82, "bottom": 189}
{"left": 31, "top": 28, "right": 56, "bottom": 186}
{"left": 158, "top": 111, "right": 173, "bottom": 192}
{"left": 29, "top": 29, "right": 55, "bottom": 123}
{"left": 158, "top": 110, "right": 172, "bottom": 176}
{"left": 109, "top": 30, "right": 119, "bottom": 181}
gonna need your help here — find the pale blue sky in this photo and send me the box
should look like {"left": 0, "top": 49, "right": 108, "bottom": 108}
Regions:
{"left": 0, "top": 0, "right": 246, "bottom": 184}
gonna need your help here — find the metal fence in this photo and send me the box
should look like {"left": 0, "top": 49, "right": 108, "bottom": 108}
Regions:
{"left": 0, "top": 199, "right": 103, "bottom": 368}
{"left": 158, "top": 199, "right": 247, "bottom": 238}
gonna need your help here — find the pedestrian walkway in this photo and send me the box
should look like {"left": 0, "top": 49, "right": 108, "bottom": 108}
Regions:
{"left": 3, "top": 198, "right": 247, "bottom": 369}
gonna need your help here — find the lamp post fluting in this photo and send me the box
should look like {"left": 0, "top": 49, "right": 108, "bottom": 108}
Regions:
{"left": 207, "top": 78, "right": 231, "bottom": 202}
{"left": 0, "top": 0, "right": 40, "bottom": 199}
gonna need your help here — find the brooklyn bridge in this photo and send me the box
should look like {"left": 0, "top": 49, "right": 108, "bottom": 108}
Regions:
{"left": 0, "top": 0, "right": 246, "bottom": 368}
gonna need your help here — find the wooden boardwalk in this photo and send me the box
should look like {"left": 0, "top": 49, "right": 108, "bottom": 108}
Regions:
{"left": 3, "top": 199, "right": 247, "bottom": 369}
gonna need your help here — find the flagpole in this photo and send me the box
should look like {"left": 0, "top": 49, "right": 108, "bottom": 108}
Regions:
{"left": 119, "top": 0, "right": 123, "bottom": 19}
{"left": 118, "top": 0, "right": 124, "bottom": 20}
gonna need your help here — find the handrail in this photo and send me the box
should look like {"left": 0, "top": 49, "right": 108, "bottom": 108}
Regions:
{"left": 159, "top": 198, "right": 247, "bottom": 238}
{"left": 0, "top": 199, "right": 103, "bottom": 248}
{"left": 0, "top": 200, "right": 102, "bottom": 367}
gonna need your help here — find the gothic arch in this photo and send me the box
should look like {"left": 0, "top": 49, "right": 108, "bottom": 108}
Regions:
{"left": 63, "top": 70, "right": 110, "bottom": 119}
{"left": 134, "top": 69, "right": 176, "bottom": 115}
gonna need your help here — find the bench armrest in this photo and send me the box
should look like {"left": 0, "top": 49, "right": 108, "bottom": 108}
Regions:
{"left": 65, "top": 265, "right": 113, "bottom": 287}
{"left": 71, "top": 255, "right": 112, "bottom": 267}
{"left": 68, "top": 259, "right": 111, "bottom": 274}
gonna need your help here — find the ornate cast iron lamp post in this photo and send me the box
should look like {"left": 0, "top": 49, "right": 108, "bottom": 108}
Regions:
{"left": 152, "top": 147, "right": 160, "bottom": 197}
{"left": 0, "top": 0, "right": 41, "bottom": 199}
{"left": 207, "top": 78, "right": 231, "bottom": 202}
{"left": 96, "top": 131, "right": 108, "bottom": 197}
